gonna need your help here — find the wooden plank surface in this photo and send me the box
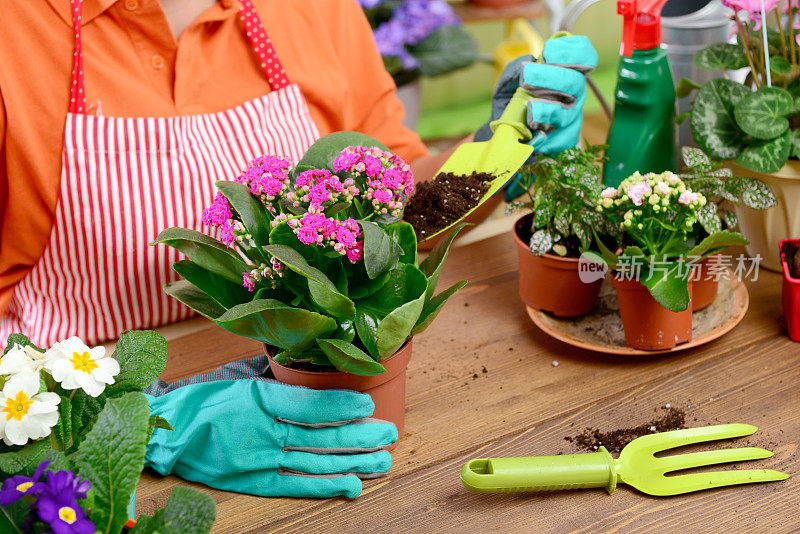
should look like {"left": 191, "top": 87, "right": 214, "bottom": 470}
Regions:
{"left": 137, "top": 232, "right": 797, "bottom": 532}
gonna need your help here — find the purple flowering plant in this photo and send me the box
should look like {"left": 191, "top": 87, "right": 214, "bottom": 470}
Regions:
{"left": 155, "top": 132, "right": 466, "bottom": 376}
{"left": 680, "top": 0, "right": 800, "bottom": 172}
{"left": 359, "top": 0, "right": 478, "bottom": 86}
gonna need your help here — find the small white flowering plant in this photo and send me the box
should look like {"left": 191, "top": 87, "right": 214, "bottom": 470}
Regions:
{"left": 594, "top": 171, "right": 749, "bottom": 311}
{"left": 0, "top": 331, "right": 216, "bottom": 533}
{"left": 154, "top": 132, "right": 466, "bottom": 377}
{"left": 507, "top": 144, "right": 617, "bottom": 257}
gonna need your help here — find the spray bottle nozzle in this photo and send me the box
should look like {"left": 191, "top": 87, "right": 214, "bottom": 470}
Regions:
{"left": 618, "top": 0, "right": 669, "bottom": 57}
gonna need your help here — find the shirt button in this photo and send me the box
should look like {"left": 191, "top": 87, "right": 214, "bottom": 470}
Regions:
{"left": 151, "top": 54, "right": 165, "bottom": 70}
{"left": 124, "top": 0, "right": 138, "bottom": 10}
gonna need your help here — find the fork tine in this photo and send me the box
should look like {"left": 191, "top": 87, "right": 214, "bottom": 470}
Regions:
{"left": 650, "top": 469, "right": 790, "bottom": 496}
{"left": 623, "top": 424, "right": 758, "bottom": 455}
{"left": 655, "top": 447, "right": 773, "bottom": 474}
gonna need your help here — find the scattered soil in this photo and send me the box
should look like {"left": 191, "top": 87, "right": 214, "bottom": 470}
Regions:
{"left": 403, "top": 172, "right": 491, "bottom": 240}
{"left": 565, "top": 407, "right": 686, "bottom": 454}
{"left": 782, "top": 241, "right": 800, "bottom": 278}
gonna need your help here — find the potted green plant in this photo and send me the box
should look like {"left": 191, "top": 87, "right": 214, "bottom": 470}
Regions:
{"left": 154, "top": 132, "right": 466, "bottom": 435}
{"left": 507, "top": 144, "right": 614, "bottom": 317}
{"left": 679, "top": 3, "right": 800, "bottom": 270}
{"left": 594, "top": 171, "right": 749, "bottom": 350}
{"left": 0, "top": 331, "right": 216, "bottom": 533}
{"left": 679, "top": 147, "right": 777, "bottom": 309}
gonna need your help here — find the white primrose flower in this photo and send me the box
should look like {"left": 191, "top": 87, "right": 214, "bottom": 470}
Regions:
{"left": 47, "top": 337, "right": 120, "bottom": 398}
{"left": 0, "top": 344, "right": 52, "bottom": 379}
{"left": 0, "top": 373, "right": 60, "bottom": 446}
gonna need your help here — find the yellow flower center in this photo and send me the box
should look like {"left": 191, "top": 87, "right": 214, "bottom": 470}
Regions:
{"left": 58, "top": 506, "right": 77, "bottom": 524}
{"left": 71, "top": 351, "right": 98, "bottom": 373}
{"left": 3, "top": 391, "right": 32, "bottom": 421}
{"left": 15, "top": 481, "right": 33, "bottom": 493}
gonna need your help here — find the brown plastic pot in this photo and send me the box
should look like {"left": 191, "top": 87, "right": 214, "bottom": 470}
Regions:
{"left": 514, "top": 214, "right": 604, "bottom": 316}
{"left": 611, "top": 275, "right": 693, "bottom": 350}
{"left": 266, "top": 340, "right": 413, "bottom": 440}
{"left": 691, "top": 254, "right": 719, "bottom": 311}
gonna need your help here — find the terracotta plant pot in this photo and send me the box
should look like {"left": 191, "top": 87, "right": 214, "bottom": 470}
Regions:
{"left": 731, "top": 161, "right": 800, "bottom": 272}
{"left": 267, "top": 341, "right": 413, "bottom": 438}
{"left": 780, "top": 239, "right": 800, "bottom": 342}
{"left": 691, "top": 254, "right": 719, "bottom": 311}
{"left": 514, "top": 214, "right": 604, "bottom": 316}
{"left": 611, "top": 275, "right": 693, "bottom": 350}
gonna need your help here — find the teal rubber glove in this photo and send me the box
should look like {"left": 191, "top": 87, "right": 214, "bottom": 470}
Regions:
{"left": 475, "top": 35, "right": 598, "bottom": 200}
{"left": 144, "top": 377, "right": 397, "bottom": 499}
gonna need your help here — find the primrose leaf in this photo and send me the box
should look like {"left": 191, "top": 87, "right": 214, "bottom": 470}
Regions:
{"left": 316, "top": 339, "right": 386, "bottom": 376}
{"left": 75, "top": 393, "right": 150, "bottom": 534}
{"left": 734, "top": 86, "right": 793, "bottom": 139}
{"left": 109, "top": 331, "right": 169, "bottom": 393}
{"left": 131, "top": 486, "right": 217, "bottom": 534}
{"left": 0, "top": 439, "right": 51, "bottom": 477}
{"left": 3, "top": 334, "right": 43, "bottom": 356}
{"left": 690, "top": 79, "right": 750, "bottom": 159}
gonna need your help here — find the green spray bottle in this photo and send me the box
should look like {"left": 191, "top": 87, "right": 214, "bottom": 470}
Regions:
{"left": 603, "top": 0, "right": 677, "bottom": 187}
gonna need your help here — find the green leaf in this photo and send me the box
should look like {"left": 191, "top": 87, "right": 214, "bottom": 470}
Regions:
{"left": 419, "top": 223, "right": 468, "bottom": 301}
{"left": 687, "top": 229, "right": 750, "bottom": 258}
{"left": 573, "top": 222, "right": 591, "bottom": 249}
{"left": 41, "top": 449, "right": 71, "bottom": 472}
{"left": 0, "top": 439, "right": 50, "bottom": 477}
{"left": 316, "top": 339, "right": 386, "bottom": 376}
{"left": 354, "top": 312, "right": 379, "bottom": 358}
{"left": 734, "top": 86, "right": 793, "bottom": 139}
{"left": 2, "top": 334, "right": 43, "bottom": 355}
{"left": 529, "top": 229, "right": 553, "bottom": 255}
{"left": 553, "top": 204, "right": 570, "bottom": 236}
{"left": 409, "top": 25, "right": 479, "bottom": 78}
{"left": 690, "top": 79, "right": 750, "bottom": 159}
{"left": 292, "top": 132, "right": 388, "bottom": 176}
{"left": 216, "top": 299, "right": 337, "bottom": 349}
{"left": 770, "top": 56, "right": 793, "bottom": 76}
{"left": 694, "top": 43, "right": 748, "bottom": 71}
{"left": 359, "top": 221, "right": 402, "bottom": 279}
{"left": 164, "top": 280, "right": 228, "bottom": 320}
{"left": 376, "top": 291, "right": 426, "bottom": 358}
{"left": 682, "top": 146, "right": 712, "bottom": 167}
{"left": 215, "top": 181, "right": 270, "bottom": 246}
{"left": 642, "top": 261, "right": 691, "bottom": 312}
{"left": 172, "top": 260, "right": 250, "bottom": 309}
{"left": 50, "top": 396, "right": 73, "bottom": 451}
{"left": 384, "top": 221, "right": 418, "bottom": 265}
{"left": 722, "top": 209, "right": 738, "bottom": 229}
{"left": 676, "top": 78, "right": 702, "bottom": 98}
{"left": 696, "top": 201, "right": 722, "bottom": 235}
{"left": 264, "top": 244, "right": 355, "bottom": 319}
{"left": 735, "top": 130, "right": 792, "bottom": 173}
{"left": 75, "top": 393, "right": 150, "bottom": 534}
{"left": 412, "top": 280, "right": 467, "bottom": 336}
{"left": 131, "top": 486, "right": 217, "bottom": 534}
{"left": 152, "top": 228, "right": 248, "bottom": 284}
{"left": 791, "top": 129, "right": 800, "bottom": 158}
{"left": 109, "top": 330, "right": 169, "bottom": 393}
{"left": 741, "top": 178, "right": 777, "bottom": 209}
{"left": 273, "top": 346, "right": 331, "bottom": 367}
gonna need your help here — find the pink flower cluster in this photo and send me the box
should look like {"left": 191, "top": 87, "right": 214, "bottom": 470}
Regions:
{"left": 201, "top": 193, "right": 236, "bottom": 247}
{"left": 287, "top": 169, "right": 359, "bottom": 211}
{"left": 627, "top": 181, "right": 652, "bottom": 207}
{"left": 237, "top": 155, "right": 292, "bottom": 209}
{"left": 287, "top": 213, "right": 364, "bottom": 263}
{"left": 243, "top": 258, "right": 285, "bottom": 292}
{"left": 333, "top": 146, "right": 414, "bottom": 218}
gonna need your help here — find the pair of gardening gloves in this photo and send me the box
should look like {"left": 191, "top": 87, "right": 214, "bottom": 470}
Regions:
{"left": 474, "top": 34, "right": 598, "bottom": 201}
{"left": 143, "top": 356, "right": 397, "bottom": 499}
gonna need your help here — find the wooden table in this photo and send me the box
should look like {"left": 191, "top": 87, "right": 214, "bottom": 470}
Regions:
{"left": 137, "top": 232, "right": 800, "bottom": 533}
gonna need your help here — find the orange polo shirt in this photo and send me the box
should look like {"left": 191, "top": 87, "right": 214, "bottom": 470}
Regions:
{"left": 0, "top": 0, "right": 429, "bottom": 317}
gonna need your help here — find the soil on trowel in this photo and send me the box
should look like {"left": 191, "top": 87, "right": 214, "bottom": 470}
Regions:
{"left": 783, "top": 241, "right": 800, "bottom": 279}
{"left": 564, "top": 407, "right": 687, "bottom": 454}
{"left": 403, "top": 171, "right": 491, "bottom": 240}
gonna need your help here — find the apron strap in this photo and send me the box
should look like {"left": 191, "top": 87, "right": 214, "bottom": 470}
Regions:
{"left": 68, "top": 0, "right": 291, "bottom": 115}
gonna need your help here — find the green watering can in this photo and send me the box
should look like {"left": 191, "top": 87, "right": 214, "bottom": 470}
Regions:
{"left": 461, "top": 424, "right": 789, "bottom": 496}
{"left": 422, "top": 86, "right": 534, "bottom": 242}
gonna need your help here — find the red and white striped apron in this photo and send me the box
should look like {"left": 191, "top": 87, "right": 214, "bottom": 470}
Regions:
{"left": 0, "top": 0, "right": 319, "bottom": 348}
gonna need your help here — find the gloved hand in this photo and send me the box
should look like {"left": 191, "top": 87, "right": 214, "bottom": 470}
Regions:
{"left": 475, "top": 34, "right": 598, "bottom": 200}
{"left": 143, "top": 356, "right": 397, "bottom": 499}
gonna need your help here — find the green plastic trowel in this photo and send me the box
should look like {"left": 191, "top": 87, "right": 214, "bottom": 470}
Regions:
{"left": 461, "top": 424, "right": 789, "bottom": 496}
{"left": 420, "top": 86, "right": 535, "bottom": 242}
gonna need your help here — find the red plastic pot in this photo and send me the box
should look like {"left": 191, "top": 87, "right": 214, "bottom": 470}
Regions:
{"left": 692, "top": 254, "right": 720, "bottom": 311}
{"left": 780, "top": 239, "right": 800, "bottom": 342}
{"left": 514, "top": 214, "right": 604, "bottom": 317}
{"left": 266, "top": 340, "right": 413, "bottom": 440}
{"left": 611, "top": 275, "right": 693, "bottom": 350}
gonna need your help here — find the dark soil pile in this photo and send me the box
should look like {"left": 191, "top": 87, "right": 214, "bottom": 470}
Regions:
{"left": 403, "top": 172, "right": 491, "bottom": 240}
{"left": 783, "top": 241, "right": 800, "bottom": 278}
{"left": 564, "top": 407, "right": 686, "bottom": 454}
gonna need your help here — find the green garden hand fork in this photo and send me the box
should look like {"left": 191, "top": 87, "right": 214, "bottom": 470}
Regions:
{"left": 461, "top": 424, "right": 789, "bottom": 496}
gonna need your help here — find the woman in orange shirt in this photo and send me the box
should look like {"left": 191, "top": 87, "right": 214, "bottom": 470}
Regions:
{"left": 0, "top": 0, "right": 465, "bottom": 347}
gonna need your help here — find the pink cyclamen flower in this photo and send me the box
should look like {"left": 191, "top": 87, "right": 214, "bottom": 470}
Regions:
{"left": 678, "top": 191, "right": 700, "bottom": 205}
{"left": 627, "top": 182, "right": 653, "bottom": 206}
{"left": 600, "top": 187, "right": 617, "bottom": 199}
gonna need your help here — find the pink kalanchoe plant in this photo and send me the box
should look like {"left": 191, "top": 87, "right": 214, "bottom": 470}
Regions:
{"left": 155, "top": 132, "right": 466, "bottom": 377}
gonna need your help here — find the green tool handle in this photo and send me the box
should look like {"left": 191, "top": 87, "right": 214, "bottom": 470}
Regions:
{"left": 489, "top": 86, "right": 534, "bottom": 143}
{"left": 460, "top": 447, "right": 618, "bottom": 494}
